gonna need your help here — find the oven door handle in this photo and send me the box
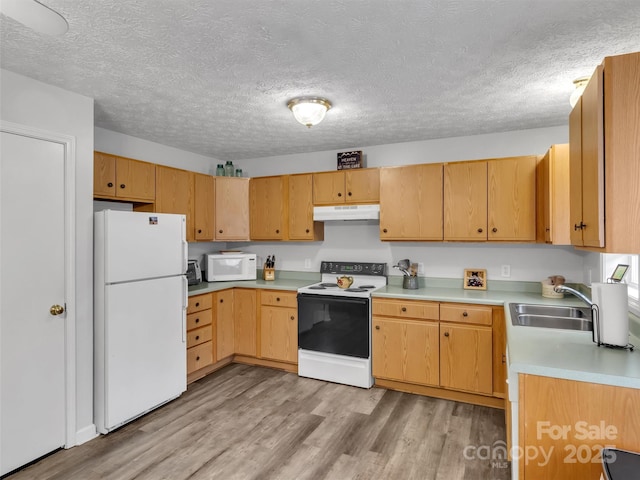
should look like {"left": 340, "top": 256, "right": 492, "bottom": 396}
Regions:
{"left": 297, "top": 293, "right": 369, "bottom": 306}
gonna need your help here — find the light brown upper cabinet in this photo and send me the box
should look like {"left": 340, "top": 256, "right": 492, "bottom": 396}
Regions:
{"left": 444, "top": 156, "right": 537, "bottom": 242}
{"left": 487, "top": 155, "right": 537, "bottom": 241}
{"left": 215, "top": 177, "right": 250, "bottom": 241}
{"left": 155, "top": 165, "right": 195, "bottom": 241}
{"left": 537, "top": 144, "right": 571, "bottom": 245}
{"left": 569, "top": 52, "right": 640, "bottom": 253}
{"left": 193, "top": 173, "right": 215, "bottom": 241}
{"left": 288, "top": 173, "right": 324, "bottom": 241}
{"left": 379, "top": 163, "right": 443, "bottom": 240}
{"left": 250, "top": 175, "right": 287, "bottom": 240}
{"left": 94, "top": 152, "right": 155, "bottom": 202}
{"left": 444, "top": 161, "right": 488, "bottom": 241}
{"left": 312, "top": 168, "right": 380, "bottom": 205}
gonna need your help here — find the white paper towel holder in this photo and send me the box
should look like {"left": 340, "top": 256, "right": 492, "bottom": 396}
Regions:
{"left": 591, "top": 298, "right": 634, "bottom": 351}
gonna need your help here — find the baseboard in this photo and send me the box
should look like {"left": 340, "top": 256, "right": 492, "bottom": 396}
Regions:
{"left": 74, "top": 424, "right": 99, "bottom": 446}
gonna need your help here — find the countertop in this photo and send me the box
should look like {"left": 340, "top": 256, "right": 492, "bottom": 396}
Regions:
{"left": 189, "top": 277, "right": 640, "bottom": 392}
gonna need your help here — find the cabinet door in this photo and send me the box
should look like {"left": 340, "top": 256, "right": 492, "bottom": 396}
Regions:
{"left": 488, "top": 156, "right": 537, "bottom": 241}
{"left": 444, "top": 161, "right": 487, "bottom": 241}
{"left": 215, "top": 290, "right": 235, "bottom": 361}
{"left": 538, "top": 145, "right": 571, "bottom": 245}
{"left": 115, "top": 157, "right": 156, "bottom": 201}
{"left": 260, "top": 306, "right": 297, "bottom": 363}
{"left": 250, "top": 176, "right": 286, "bottom": 240}
{"left": 215, "top": 177, "right": 250, "bottom": 241}
{"left": 155, "top": 166, "right": 194, "bottom": 240}
{"left": 580, "top": 65, "right": 605, "bottom": 248}
{"left": 193, "top": 173, "right": 215, "bottom": 241}
{"left": 491, "top": 308, "right": 506, "bottom": 398}
{"left": 380, "top": 164, "right": 443, "bottom": 240}
{"left": 289, "top": 174, "right": 323, "bottom": 241}
{"left": 372, "top": 317, "right": 439, "bottom": 386}
{"left": 234, "top": 289, "right": 257, "bottom": 357}
{"left": 94, "top": 152, "right": 116, "bottom": 198}
{"left": 345, "top": 168, "right": 379, "bottom": 203}
{"left": 440, "top": 323, "right": 492, "bottom": 394}
{"left": 312, "top": 171, "right": 345, "bottom": 205}
{"left": 569, "top": 99, "right": 584, "bottom": 246}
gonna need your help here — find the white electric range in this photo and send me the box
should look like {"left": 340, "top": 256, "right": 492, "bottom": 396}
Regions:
{"left": 297, "top": 261, "right": 387, "bottom": 388}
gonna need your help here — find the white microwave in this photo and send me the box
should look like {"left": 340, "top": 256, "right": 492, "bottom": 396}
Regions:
{"left": 206, "top": 253, "right": 257, "bottom": 282}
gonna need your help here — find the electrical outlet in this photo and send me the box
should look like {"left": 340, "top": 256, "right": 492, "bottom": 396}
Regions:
{"left": 501, "top": 265, "right": 511, "bottom": 278}
{"left": 418, "top": 262, "right": 425, "bottom": 274}
{"left": 304, "top": 258, "right": 311, "bottom": 269}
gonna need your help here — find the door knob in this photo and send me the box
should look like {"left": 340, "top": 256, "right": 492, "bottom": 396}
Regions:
{"left": 50, "top": 304, "right": 65, "bottom": 315}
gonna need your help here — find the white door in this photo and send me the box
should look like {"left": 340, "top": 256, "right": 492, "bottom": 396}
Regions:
{"left": 0, "top": 131, "right": 67, "bottom": 475}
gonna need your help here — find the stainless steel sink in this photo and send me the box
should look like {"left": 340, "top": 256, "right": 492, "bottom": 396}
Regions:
{"left": 509, "top": 303, "right": 593, "bottom": 331}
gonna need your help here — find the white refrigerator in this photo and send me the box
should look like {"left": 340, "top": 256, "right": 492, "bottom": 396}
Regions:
{"left": 94, "top": 210, "right": 188, "bottom": 434}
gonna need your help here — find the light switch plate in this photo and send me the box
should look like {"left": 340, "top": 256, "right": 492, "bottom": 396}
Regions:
{"left": 501, "top": 265, "right": 511, "bottom": 278}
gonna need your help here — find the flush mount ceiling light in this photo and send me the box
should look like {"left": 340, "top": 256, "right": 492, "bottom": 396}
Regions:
{"left": 569, "top": 76, "right": 590, "bottom": 107}
{"left": 287, "top": 97, "right": 332, "bottom": 128}
{"left": 0, "top": 0, "right": 68, "bottom": 36}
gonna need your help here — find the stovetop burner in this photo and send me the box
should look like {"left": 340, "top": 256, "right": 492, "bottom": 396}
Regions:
{"left": 358, "top": 285, "right": 376, "bottom": 289}
{"left": 320, "top": 282, "right": 339, "bottom": 287}
{"left": 345, "top": 288, "right": 368, "bottom": 292}
{"left": 308, "top": 286, "right": 326, "bottom": 290}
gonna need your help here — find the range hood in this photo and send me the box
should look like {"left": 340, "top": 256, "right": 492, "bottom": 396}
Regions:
{"left": 313, "top": 204, "right": 380, "bottom": 221}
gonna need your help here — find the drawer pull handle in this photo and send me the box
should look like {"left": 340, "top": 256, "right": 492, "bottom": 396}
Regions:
{"left": 375, "top": 325, "right": 380, "bottom": 330}
{"left": 276, "top": 297, "right": 280, "bottom": 302}
{"left": 195, "top": 302, "right": 200, "bottom": 307}
{"left": 444, "top": 332, "right": 450, "bottom": 337}
{"left": 462, "top": 311, "right": 468, "bottom": 317}
{"left": 196, "top": 356, "right": 200, "bottom": 361}
{"left": 107, "top": 182, "right": 113, "bottom": 188}
{"left": 195, "top": 318, "right": 200, "bottom": 324}
{"left": 195, "top": 335, "right": 200, "bottom": 340}
{"left": 401, "top": 307, "right": 407, "bottom": 312}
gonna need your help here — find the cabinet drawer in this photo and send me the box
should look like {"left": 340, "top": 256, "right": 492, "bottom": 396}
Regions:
{"left": 187, "top": 309, "right": 212, "bottom": 330}
{"left": 187, "top": 341, "right": 213, "bottom": 374}
{"left": 188, "top": 294, "right": 212, "bottom": 314}
{"left": 372, "top": 299, "right": 439, "bottom": 320}
{"left": 260, "top": 290, "right": 297, "bottom": 308}
{"left": 186, "top": 325, "right": 212, "bottom": 348}
{"left": 440, "top": 303, "right": 492, "bottom": 326}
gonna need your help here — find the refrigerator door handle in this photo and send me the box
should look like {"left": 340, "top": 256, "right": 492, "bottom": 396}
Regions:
{"left": 181, "top": 241, "right": 188, "bottom": 274}
{"left": 181, "top": 275, "right": 187, "bottom": 343}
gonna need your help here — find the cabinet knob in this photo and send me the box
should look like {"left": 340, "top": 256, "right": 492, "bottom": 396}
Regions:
{"left": 375, "top": 325, "right": 380, "bottom": 330}
{"left": 444, "top": 332, "right": 450, "bottom": 337}
{"left": 219, "top": 229, "right": 223, "bottom": 234}
{"left": 462, "top": 311, "right": 468, "bottom": 317}
{"left": 383, "top": 228, "right": 388, "bottom": 233}
{"left": 275, "top": 229, "right": 279, "bottom": 234}
{"left": 401, "top": 307, "right": 407, "bottom": 312}
{"left": 305, "top": 229, "right": 310, "bottom": 233}
{"left": 290, "top": 315, "right": 295, "bottom": 321}
{"left": 220, "top": 299, "right": 223, "bottom": 303}
{"left": 197, "top": 229, "right": 202, "bottom": 234}
{"left": 337, "top": 192, "right": 342, "bottom": 197}
{"left": 195, "top": 335, "right": 200, "bottom": 340}
{"left": 107, "top": 182, "right": 114, "bottom": 188}
{"left": 348, "top": 192, "right": 352, "bottom": 196}
{"left": 502, "top": 354, "right": 506, "bottom": 364}
{"left": 195, "top": 302, "right": 200, "bottom": 307}
{"left": 477, "top": 228, "right": 483, "bottom": 233}
{"left": 196, "top": 356, "right": 200, "bottom": 361}
{"left": 492, "top": 227, "right": 498, "bottom": 233}
{"left": 120, "top": 184, "right": 126, "bottom": 189}
{"left": 276, "top": 297, "right": 280, "bottom": 302}
{"left": 195, "top": 318, "right": 200, "bottom": 323}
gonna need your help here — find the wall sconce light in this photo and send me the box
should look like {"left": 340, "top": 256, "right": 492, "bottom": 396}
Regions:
{"left": 569, "top": 77, "right": 590, "bottom": 107}
{"left": 287, "top": 97, "right": 332, "bottom": 128}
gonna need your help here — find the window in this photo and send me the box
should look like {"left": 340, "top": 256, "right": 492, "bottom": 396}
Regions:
{"left": 602, "top": 253, "right": 640, "bottom": 316}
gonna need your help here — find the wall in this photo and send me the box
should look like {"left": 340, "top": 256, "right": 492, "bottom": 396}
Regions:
{"left": 223, "top": 124, "right": 588, "bottom": 285}
{"left": 0, "top": 69, "right": 95, "bottom": 442}
{"left": 94, "top": 127, "right": 221, "bottom": 175}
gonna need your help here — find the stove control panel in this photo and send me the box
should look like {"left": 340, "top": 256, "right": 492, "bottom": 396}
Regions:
{"left": 319, "top": 261, "right": 386, "bottom": 276}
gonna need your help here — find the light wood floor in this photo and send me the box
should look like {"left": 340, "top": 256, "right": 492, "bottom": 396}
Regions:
{"left": 8, "top": 364, "right": 511, "bottom": 480}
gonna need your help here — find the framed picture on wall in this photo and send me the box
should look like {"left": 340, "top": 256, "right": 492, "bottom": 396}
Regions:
{"left": 464, "top": 269, "right": 487, "bottom": 290}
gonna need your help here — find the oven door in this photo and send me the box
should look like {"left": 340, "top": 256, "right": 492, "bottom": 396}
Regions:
{"left": 297, "top": 293, "right": 370, "bottom": 358}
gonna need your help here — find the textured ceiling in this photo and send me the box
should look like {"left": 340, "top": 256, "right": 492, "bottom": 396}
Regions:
{"left": 2, "top": 1, "right": 640, "bottom": 161}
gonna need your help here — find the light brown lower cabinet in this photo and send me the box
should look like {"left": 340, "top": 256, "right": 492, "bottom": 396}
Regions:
{"left": 518, "top": 374, "right": 640, "bottom": 479}
{"left": 259, "top": 290, "right": 298, "bottom": 364}
{"left": 186, "top": 293, "right": 214, "bottom": 375}
{"left": 215, "top": 289, "right": 235, "bottom": 361}
{"left": 234, "top": 289, "right": 257, "bottom": 356}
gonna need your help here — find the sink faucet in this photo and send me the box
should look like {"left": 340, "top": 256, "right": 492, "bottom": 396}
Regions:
{"left": 554, "top": 285, "right": 594, "bottom": 307}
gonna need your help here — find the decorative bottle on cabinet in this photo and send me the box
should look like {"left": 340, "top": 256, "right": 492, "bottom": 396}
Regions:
{"left": 216, "top": 164, "right": 224, "bottom": 176}
{"left": 224, "top": 161, "right": 234, "bottom": 176}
